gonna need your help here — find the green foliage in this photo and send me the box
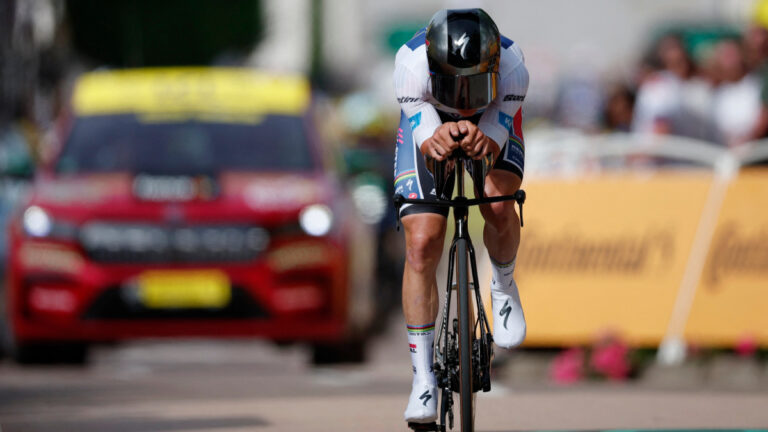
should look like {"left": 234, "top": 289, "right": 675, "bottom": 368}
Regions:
{"left": 66, "top": 0, "right": 264, "bottom": 66}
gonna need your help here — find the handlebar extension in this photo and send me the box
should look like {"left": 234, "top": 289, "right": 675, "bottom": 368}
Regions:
{"left": 393, "top": 189, "right": 526, "bottom": 231}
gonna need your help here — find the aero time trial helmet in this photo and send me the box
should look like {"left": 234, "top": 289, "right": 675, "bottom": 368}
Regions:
{"left": 426, "top": 8, "right": 501, "bottom": 110}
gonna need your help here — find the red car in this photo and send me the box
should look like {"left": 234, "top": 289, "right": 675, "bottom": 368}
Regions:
{"left": 1, "top": 68, "right": 377, "bottom": 363}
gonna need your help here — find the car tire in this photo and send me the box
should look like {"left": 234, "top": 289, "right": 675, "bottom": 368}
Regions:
{"left": 311, "top": 340, "right": 366, "bottom": 365}
{"left": 0, "top": 307, "right": 90, "bottom": 365}
{"left": 11, "top": 342, "right": 89, "bottom": 365}
{"left": 0, "top": 302, "right": 12, "bottom": 361}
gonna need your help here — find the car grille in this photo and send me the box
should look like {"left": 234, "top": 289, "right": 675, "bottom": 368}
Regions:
{"left": 79, "top": 223, "right": 269, "bottom": 263}
{"left": 82, "top": 285, "right": 269, "bottom": 320}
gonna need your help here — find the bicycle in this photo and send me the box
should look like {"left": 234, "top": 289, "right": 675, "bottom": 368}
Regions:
{"left": 394, "top": 148, "right": 526, "bottom": 432}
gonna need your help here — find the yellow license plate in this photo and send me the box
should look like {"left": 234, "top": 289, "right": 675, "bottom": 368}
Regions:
{"left": 138, "top": 270, "right": 231, "bottom": 309}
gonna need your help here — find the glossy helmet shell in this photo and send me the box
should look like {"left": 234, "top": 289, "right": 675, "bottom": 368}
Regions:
{"left": 426, "top": 8, "right": 501, "bottom": 110}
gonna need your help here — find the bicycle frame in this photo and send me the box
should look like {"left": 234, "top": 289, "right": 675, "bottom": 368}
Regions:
{"left": 394, "top": 151, "right": 525, "bottom": 432}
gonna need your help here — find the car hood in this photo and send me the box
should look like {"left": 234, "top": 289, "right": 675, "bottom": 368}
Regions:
{"left": 30, "top": 172, "right": 336, "bottom": 224}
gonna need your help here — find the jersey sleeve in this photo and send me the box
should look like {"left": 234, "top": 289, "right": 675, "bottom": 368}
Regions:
{"left": 478, "top": 59, "right": 529, "bottom": 147}
{"left": 393, "top": 51, "right": 443, "bottom": 150}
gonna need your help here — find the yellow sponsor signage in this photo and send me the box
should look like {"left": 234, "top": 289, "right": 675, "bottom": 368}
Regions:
{"left": 502, "top": 171, "right": 714, "bottom": 346}
{"left": 73, "top": 68, "right": 310, "bottom": 118}
{"left": 684, "top": 168, "right": 768, "bottom": 346}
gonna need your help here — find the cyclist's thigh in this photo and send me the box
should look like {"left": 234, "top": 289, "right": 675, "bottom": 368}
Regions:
{"left": 394, "top": 111, "right": 449, "bottom": 218}
{"left": 485, "top": 170, "right": 522, "bottom": 197}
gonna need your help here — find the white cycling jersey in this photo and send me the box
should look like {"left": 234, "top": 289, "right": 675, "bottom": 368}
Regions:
{"left": 393, "top": 29, "right": 530, "bottom": 217}
{"left": 393, "top": 29, "right": 530, "bottom": 157}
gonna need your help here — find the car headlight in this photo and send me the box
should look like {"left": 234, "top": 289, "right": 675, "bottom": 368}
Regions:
{"left": 22, "top": 206, "right": 76, "bottom": 239}
{"left": 299, "top": 204, "right": 333, "bottom": 237}
{"left": 23, "top": 206, "right": 53, "bottom": 237}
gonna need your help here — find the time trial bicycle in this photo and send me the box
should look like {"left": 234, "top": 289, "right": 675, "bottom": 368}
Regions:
{"left": 394, "top": 148, "right": 525, "bottom": 432}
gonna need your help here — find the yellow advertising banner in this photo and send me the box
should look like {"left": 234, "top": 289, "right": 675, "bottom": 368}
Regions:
{"left": 684, "top": 168, "right": 768, "bottom": 346}
{"left": 501, "top": 171, "right": 714, "bottom": 346}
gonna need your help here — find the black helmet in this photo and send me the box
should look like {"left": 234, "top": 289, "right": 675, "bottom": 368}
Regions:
{"left": 426, "top": 8, "right": 500, "bottom": 110}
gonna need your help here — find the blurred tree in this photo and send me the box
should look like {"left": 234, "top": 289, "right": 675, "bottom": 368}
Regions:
{"left": 0, "top": 0, "right": 14, "bottom": 124}
{"left": 65, "top": 0, "right": 263, "bottom": 66}
{"left": 309, "top": 0, "right": 324, "bottom": 87}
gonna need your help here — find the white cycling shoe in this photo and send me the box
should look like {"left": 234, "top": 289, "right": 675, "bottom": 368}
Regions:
{"left": 491, "top": 278, "right": 527, "bottom": 349}
{"left": 404, "top": 381, "right": 437, "bottom": 423}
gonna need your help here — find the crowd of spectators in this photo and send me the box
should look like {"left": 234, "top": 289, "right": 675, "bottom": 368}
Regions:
{"left": 603, "top": 20, "right": 768, "bottom": 148}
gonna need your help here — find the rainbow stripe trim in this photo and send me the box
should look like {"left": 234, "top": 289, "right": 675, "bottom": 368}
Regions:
{"left": 509, "top": 135, "right": 524, "bottom": 151}
{"left": 490, "top": 256, "right": 516, "bottom": 268}
{"left": 407, "top": 322, "right": 435, "bottom": 333}
{"left": 394, "top": 170, "right": 417, "bottom": 185}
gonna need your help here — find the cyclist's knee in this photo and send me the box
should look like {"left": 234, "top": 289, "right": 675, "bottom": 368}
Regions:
{"left": 482, "top": 201, "right": 519, "bottom": 233}
{"left": 481, "top": 170, "right": 521, "bottom": 233}
{"left": 405, "top": 232, "right": 444, "bottom": 273}
{"left": 403, "top": 213, "right": 446, "bottom": 274}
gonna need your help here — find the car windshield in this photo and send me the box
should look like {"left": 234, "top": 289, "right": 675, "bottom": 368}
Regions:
{"left": 56, "top": 114, "right": 315, "bottom": 175}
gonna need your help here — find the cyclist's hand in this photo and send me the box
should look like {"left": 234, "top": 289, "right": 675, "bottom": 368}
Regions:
{"left": 475, "top": 136, "right": 501, "bottom": 163}
{"left": 420, "top": 122, "right": 461, "bottom": 161}
{"left": 457, "top": 121, "right": 500, "bottom": 161}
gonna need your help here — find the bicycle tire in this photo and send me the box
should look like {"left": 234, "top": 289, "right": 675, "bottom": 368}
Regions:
{"left": 456, "top": 238, "right": 474, "bottom": 431}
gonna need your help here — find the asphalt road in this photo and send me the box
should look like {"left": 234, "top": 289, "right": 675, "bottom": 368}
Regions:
{"left": 1, "top": 314, "right": 768, "bottom": 432}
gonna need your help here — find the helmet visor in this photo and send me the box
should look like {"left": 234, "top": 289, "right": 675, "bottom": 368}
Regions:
{"left": 431, "top": 72, "right": 498, "bottom": 110}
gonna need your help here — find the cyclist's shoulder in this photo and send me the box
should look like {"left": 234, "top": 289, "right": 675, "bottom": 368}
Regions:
{"left": 499, "top": 34, "right": 526, "bottom": 74}
{"left": 403, "top": 27, "right": 428, "bottom": 51}
{"left": 396, "top": 28, "right": 428, "bottom": 59}
{"left": 395, "top": 28, "right": 430, "bottom": 74}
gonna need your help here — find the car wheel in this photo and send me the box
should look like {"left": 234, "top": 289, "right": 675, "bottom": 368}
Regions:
{"left": 0, "top": 295, "right": 11, "bottom": 361}
{"left": 0, "top": 320, "right": 8, "bottom": 360}
{"left": 311, "top": 340, "right": 366, "bottom": 365}
{"left": 11, "top": 342, "right": 89, "bottom": 365}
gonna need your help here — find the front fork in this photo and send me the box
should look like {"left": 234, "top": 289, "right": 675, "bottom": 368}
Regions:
{"left": 433, "top": 212, "right": 494, "bottom": 430}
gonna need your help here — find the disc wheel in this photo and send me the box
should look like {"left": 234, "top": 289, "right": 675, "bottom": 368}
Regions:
{"left": 455, "top": 238, "right": 474, "bottom": 431}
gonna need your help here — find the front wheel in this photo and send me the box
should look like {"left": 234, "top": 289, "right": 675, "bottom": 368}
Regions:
{"left": 455, "top": 238, "right": 474, "bottom": 431}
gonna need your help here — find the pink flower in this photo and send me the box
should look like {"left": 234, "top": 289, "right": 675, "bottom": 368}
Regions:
{"left": 550, "top": 347, "right": 584, "bottom": 385}
{"left": 590, "top": 337, "right": 630, "bottom": 380}
{"left": 735, "top": 334, "right": 758, "bottom": 357}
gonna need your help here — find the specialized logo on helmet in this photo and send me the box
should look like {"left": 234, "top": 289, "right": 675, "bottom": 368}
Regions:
{"left": 452, "top": 32, "right": 471, "bottom": 59}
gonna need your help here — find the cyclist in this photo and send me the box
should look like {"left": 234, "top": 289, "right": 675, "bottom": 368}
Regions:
{"left": 393, "top": 8, "right": 529, "bottom": 423}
